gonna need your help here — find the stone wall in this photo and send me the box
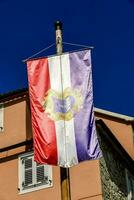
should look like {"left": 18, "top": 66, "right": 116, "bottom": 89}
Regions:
{"left": 98, "top": 126, "right": 128, "bottom": 200}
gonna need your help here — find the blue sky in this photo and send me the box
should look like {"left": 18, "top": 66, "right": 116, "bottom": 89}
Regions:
{"left": 0, "top": 0, "right": 134, "bottom": 116}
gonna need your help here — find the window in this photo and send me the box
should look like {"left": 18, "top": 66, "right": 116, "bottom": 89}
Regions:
{"left": 126, "top": 169, "right": 134, "bottom": 200}
{"left": 18, "top": 152, "right": 53, "bottom": 194}
{"left": 0, "top": 104, "right": 4, "bottom": 132}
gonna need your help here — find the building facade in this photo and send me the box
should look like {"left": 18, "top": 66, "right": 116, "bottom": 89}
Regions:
{"left": 0, "top": 89, "right": 134, "bottom": 200}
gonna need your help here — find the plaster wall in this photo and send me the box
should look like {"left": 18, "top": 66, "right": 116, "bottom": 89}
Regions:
{"left": 95, "top": 113, "right": 134, "bottom": 159}
{"left": 0, "top": 158, "right": 61, "bottom": 200}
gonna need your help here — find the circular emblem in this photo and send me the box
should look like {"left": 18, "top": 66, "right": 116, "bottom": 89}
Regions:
{"left": 42, "top": 87, "right": 83, "bottom": 121}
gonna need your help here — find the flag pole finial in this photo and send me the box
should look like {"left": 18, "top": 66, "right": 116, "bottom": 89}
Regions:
{"left": 54, "top": 21, "right": 62, "bottom": 30}
{"left": 54, "top": 21, "right": 63, "bottom": 55}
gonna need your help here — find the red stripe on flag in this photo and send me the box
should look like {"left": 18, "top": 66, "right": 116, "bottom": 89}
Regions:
{"left": 27, "top": 58, "right": 58, "bottom": 165}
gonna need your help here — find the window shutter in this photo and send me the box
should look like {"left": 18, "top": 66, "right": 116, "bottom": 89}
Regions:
{"left": 19, "top": 152, "right": 53, "bottom": 194}
{"left": 0, "top": 104, "right": 4, "bottom": 132}
{"left": 24, "top": 158, "right": 33, "bottom": 187}
{"left": 36, "top": 163, "right": 48, "bottom": 184}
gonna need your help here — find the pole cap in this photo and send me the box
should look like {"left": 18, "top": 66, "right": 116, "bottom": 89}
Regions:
{"left": 54, "top": 21, "right": 62, "bottom": 30}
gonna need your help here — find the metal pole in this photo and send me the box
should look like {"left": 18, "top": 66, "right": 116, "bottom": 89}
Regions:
{"left": 54, "top": 21, "right": 71, "bottom": 200}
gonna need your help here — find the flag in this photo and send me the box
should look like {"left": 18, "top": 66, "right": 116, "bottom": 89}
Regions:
{"left": 27, "top": 49, "right": 102, "bottom": 168}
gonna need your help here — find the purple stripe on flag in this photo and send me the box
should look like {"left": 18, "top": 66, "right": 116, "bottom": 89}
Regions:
{"left": 69, "top": 50, "right": 102, "bottom": 162}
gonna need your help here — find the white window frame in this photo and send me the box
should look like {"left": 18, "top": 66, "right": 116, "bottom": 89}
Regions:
{"left": 0, "top": 103, "right": 4, "bottom": 132}
{"left": 125, "top": 169, "right": 134, "bottom": 200}
{"left": 18, "top": 152, "right": 53, "bottom": 194}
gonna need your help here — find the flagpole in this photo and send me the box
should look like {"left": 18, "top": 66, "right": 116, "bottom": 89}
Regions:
{"left": 54, "top": 21, "right": 71, "bottom": 200}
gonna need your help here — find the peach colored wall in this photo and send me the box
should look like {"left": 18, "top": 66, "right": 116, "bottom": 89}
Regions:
{"left": 70, "top": 160, "right": 102, "bottom": 200}
{"left": 0, "top": 97, "right": 32, "bottom": 149}
{"left": 0, "top": 97, "right": 62, "bottom": 200}
{"left": 95, "top": 114, "right": 134, "bottom": 160}
{"left": 73, "top": 197, "right": 103, "bottom": 200}
{"left": 4, "top": 96, "right": 134, "bottom": 199}
{"left": 83, "top": 197, "right": 103, "bottom": 200}
{"left": 0, "top": 146, "right": 25, "bottom": 159}
{"left": 0, "top": 158, "right": 61, "bottom": 200}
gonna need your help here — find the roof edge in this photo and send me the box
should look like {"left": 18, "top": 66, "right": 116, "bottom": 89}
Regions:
{"left": 0, "top": 88, "right": 28, "bottom": 104}
{"left": 94, "top": 107, "right": 134, "bottom": 122}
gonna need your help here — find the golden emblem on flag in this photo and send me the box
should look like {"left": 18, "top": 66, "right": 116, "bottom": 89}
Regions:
{"left": 42, "top": 87, "right": 83, "bottom": 121}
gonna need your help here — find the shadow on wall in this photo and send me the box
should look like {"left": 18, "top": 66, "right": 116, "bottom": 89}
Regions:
{"left": 25, "top": 96, "right": 33, "bottom": 151}
{"left": 97, "top": 123, "right": 128, "bottom": 199}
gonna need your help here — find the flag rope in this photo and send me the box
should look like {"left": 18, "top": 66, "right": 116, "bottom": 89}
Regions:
{"left": 22, "top": 42, "right": 93, "bottom": 63}
{"left": 22, "top": 43, "right": 55, "bottom": 62}
{"left": 63, "top": 41, "right": 94, "bottom": 49}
